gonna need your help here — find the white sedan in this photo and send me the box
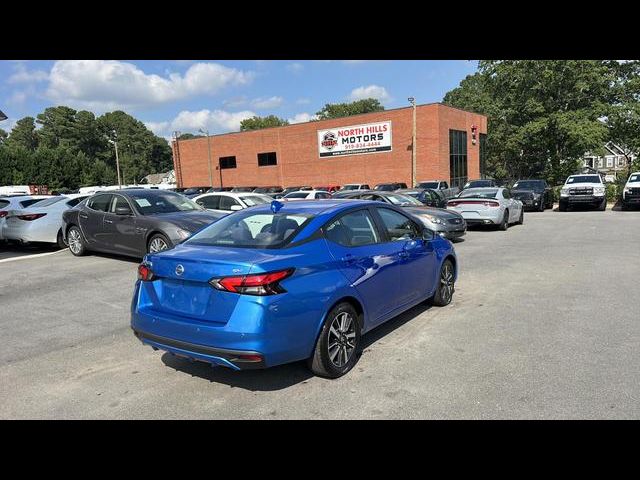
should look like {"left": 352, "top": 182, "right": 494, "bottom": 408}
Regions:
{"left": 1, "top": 194, "right": 89, "bottom": 247}
{"left": 283, "top": 190, "right": 332, "bottom": 201}
{"left": 0, "top": 195, "right": 53, "bottom": 241}
{"left": 192, "top": 191, "right": 273, "bottom": 215}
{"left": 446, "top": 187, "right": 523, "bottom": 230}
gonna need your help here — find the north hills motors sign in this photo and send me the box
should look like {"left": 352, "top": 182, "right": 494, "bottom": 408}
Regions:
{"left": 317, "top": 121, "right": 392, "bottom": 158}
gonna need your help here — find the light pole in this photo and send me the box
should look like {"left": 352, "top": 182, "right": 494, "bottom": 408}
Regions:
{"left": 107, "top": 130, "right": 122, "bottom": 189}
{"left": 408, "top": 97, "right": 417, "bottom": 187}
{"left": 199, "top": 128, "right": 213, "bottom": 188}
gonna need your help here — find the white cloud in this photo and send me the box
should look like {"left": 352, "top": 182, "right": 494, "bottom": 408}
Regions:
{"left": 251, "top": 96, "right": 284, "bottom": 109}
{"left": 146, "top": 109, "right": 257, "bottom": 137}
{"left": 296, "top": 98, "right": 311, "bottom": 105}
{"left": 7, "top": 63, "right": 49, "bottom": 84}
{"left": 286, "top": 62, "right": 304, "bottom": 73}
{"left": 288, "top": 112, "right": 317, "bottom": 124}
{"left": 349, "top": 84, "right": 391, "bottom": 103}
{"left": 7, "top": 90, "right": 28, "bottom": 105}
{"left": 45, "top": 60, "right": 254, "bottom": 111}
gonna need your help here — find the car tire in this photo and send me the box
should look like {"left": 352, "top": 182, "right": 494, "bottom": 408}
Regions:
{"left": 621, "top": 203, "right": 629, "bottom": 211}
{"left": 517, "top": 208, "right": 524, "bottom": 225}
{"left": 559, "top": 201, "right": 567, "bottom": 212}
{"left": 499, "top": 210, "right": 509, "bottom": 231}
{"left": 67, "top": 226, "right": 86, "bottom": 256}
{"left": 308, "top": 302, "right": 361, "bottom": 379}
{"left": 432, "top": 259, "right": 455, "bottom": 307}
{"left": 56, "top": 229, "right": 67, "bottom": 249}
{"left": 147, "top": 233, "right": 172, "bottom": 253}
{"left": 599, "top": 198, "right": 607, "bottom": 211}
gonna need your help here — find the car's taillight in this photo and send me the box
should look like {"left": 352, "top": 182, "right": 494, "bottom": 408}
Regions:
{"left": 447, "top": 201, "right": 459, "bottom": 207}
{"left": 210, "top": 268, "right": 294, "bottom": 296}
{"left": 16, "top": 213, "right": 47, "bottom": 221}
{"left": 138, "top": 263, "right": 155, "bottom": 281}
{"left": 0, "top": 211, "right": 7, "bottom": 218}
{"left": 483, "top": 201, "right": 500, "bottom": 207}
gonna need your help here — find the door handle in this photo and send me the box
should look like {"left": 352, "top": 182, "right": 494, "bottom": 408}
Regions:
{"left": 104, "top": 219, "right": 113, "bottom": 224}
{"left": 79, "top": 213, "right": 89, "bottom": 219}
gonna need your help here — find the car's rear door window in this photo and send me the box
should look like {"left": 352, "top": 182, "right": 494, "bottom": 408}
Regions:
{"left": 325, "top": 210, "right": 380, "bottom": 247}
{"left": 87, "top": 194, "right": 113, "bottom": 212}
{"left": 376, "top": 208, "right": 421, "bottom": 242}
{"left": 219, "top": 196, "right": 241, "bottom": 210}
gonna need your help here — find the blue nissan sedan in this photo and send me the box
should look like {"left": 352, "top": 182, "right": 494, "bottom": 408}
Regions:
{"left": 131, "top": 200, "right": 457, "bottom": 378}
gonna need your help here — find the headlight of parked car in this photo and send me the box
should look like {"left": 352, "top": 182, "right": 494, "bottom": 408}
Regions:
{"left": 624, "top": 187, "right": 631, "bottom": 194}
{"left": 593, "top": 186, "right": 605, "bottom": 195}
{"left": 422, "top": 214, "right": 446, "bottom": 225}
{"left": 560, "top": 188, "right": 570, "bottom": 196}
{"left": 175, "top": 228, "right": 192, "bottom": 240}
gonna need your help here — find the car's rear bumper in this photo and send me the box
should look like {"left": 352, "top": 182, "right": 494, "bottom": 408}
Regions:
{"left": 1, "top": 222, "right": 57, "bottom": 243}
{"left": 132, "top": 329, "right": 266, "bottom": 369}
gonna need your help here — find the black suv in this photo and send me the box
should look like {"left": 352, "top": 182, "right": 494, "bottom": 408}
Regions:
{"left": 373, "top": 182, "right": 408, "bottom": 191}
{"left": 511, "top": 179, "right": 554, "bottom": 211}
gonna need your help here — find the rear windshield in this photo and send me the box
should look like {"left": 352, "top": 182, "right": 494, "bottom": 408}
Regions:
{"left": 459, "top": 188, "right": 498, "bottom": 199}
{"left": 186, "top": 211, "right": 312, "bottom": 248}
{"left": 465, "top": 180, "right": 494, "bottom": 188}
{"left": 629, "top": 174, "right": 640, "bottom": 183}
{"left": 566, "top": 176, "right": 601, "bottom": 184}
{"left": 240, "top": 195, "right": 271, "bottom": 206}
{"left": 0, "top": 200, "right": 9, "bottom": 209}
{"left": 28, "top": 197, "right": 65, "bottom": 208}
{"left": 20, "top": 198, "right": 49, "bottom": 208}
{"left": 128, "top": 191, "right": 203, "bottom": 215}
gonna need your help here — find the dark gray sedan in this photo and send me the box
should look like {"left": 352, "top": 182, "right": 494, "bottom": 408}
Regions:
{"left": 62, "top": 189, "right": 224, "bottom": 258}
{"left": 332, "top": 190, "right": 466, "bottom": 239}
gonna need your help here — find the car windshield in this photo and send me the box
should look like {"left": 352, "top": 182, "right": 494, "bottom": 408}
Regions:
{"left": 459, "top": 188, "right": 498, "bottom": 199}
{"left": 240, "top": 195, "right": 271, "bottom": 206}
{"left": 284, "top": 192, "right": 309, "bottom": 199}
{"left": 384, "top": 193, "right": 423, "bottom": 206}
{"left": 628, "top": 174, "right": 639, "bottom": 183}
{"left": 417, "top": 182, "right": 439, "bottom": 189}
{"left": 128, "top": 191, "right": 203, "bottom": 215}
{"left": 513, "top": 180, "right": 545, "bottom": 191}
{"left": 342, "top": 185, "right": 360, "bottom": 190}
{"left": 186, "top": 211, "right": 312, "bottom": 248}
{"left": 566, "top": 176, "right": 601, "bottom": 184}
{"left": 28, "top": 197, "right": 65, "bottom": 208}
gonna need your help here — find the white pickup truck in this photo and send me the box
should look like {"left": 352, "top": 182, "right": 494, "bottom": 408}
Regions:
{"left": 559, "top": 174, "right": 607, "bottom": 211}
{"left": 621, "top": 171, "right": 640, "bottom": 210}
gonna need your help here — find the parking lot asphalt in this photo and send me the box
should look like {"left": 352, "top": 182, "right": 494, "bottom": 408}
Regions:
{"left": 1, "top": 208, "right": 639, "bottom": 419}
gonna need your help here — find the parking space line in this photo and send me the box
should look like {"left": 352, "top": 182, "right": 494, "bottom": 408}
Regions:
{"left": 0, "top": 249, "right": 66, "bottom": 264}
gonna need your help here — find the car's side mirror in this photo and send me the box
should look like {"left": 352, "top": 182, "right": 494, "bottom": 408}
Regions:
{"left": 229, "top": 205, "right": 243, "bottom": 211}
{"left": 115, "top": 206, "right": 133, "bottom": 216}
{"left": 422, "top": 228, "right": 436, "bottom": 241}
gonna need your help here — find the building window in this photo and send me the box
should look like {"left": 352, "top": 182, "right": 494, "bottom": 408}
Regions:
{"left": 219, "top": 156, "right": 237, "bottom": 169}
{"left": 618, "top": 157, "right": 625, "bottom": 167}
{"left": 479, "top": 133, "right": 487, "bottom": 178}
{"left": 449, "top": 130, "right": 468, "bottom": 189}
{"left": 257, "top": 152, "right": 278, "bottom": 167}
{"left": 606, "top": 157, "right": 613, "bottom": 168}
{"left": 598, "top": 158, "right": 604, "bottom": 168}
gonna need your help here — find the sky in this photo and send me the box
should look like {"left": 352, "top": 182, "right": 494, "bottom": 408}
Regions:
{"left": 0, "top": 60, "right": 478, "bottom": 142}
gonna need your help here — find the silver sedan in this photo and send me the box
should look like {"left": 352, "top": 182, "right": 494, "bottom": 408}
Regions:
{"left": 446, "top": 187, "right": 523, "bottom": 230}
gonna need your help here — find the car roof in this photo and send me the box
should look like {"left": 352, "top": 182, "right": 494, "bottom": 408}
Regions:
{"left": 246, "top": 199, "right": 370, "bottom": 215}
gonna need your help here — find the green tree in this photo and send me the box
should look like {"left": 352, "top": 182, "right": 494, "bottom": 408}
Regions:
{"left": 240, "top": 115, "right": 289, "bottom": 131}
{"left": 315, "top": 98, "right": 384, "bottom": 120}
{"left": 177, "top": 133, "right": 204, "bottom": 140}
{"left": 0, "top": 128, "right": 8, "bottom": 145}
{"left": 36, "top": 106, "right": 78, "bottom": 149}
{"left": 444, "top": 61, "right": 615, "bottom": 184}
{"left": 7, "top": 116, "right": 39, "bottom": 150}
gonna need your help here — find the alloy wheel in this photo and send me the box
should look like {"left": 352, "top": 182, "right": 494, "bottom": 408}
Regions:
{"left": 68, "top": 229, "right": 82, "bottom": 254}
{"left": 149, "top": 237, "right": 169, "bottom": 253}
{"left": 440, "top": 262, "right": 455, "bottom": 303}
{"left": 327, "top": 311, "right": 357, "bottom": 368}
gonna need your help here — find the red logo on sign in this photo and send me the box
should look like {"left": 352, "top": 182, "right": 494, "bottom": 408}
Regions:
{"left": 321, "top": 132, "right": 338, "bottom": 150}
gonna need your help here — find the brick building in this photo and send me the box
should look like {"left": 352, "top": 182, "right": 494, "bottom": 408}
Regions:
{"left": 172, "top": 102, "right": 488, "bottom": 190}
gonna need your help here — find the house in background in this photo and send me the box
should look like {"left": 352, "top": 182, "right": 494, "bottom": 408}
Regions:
{"left": 583, "top": 142, "right": 636, "bottom": 182}
{"left": 141, "top": 170, "right": 175, "bottom": 185}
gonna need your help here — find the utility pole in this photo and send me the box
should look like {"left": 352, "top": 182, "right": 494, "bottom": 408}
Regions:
{"left": 199, "top": 128, "right": 213, "bottom": 188}
{"left": 408, "top": 97, "right": 417, "bottom": 187}
{"left": 107, "top": 130, "right": 122, "bottom": 189}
